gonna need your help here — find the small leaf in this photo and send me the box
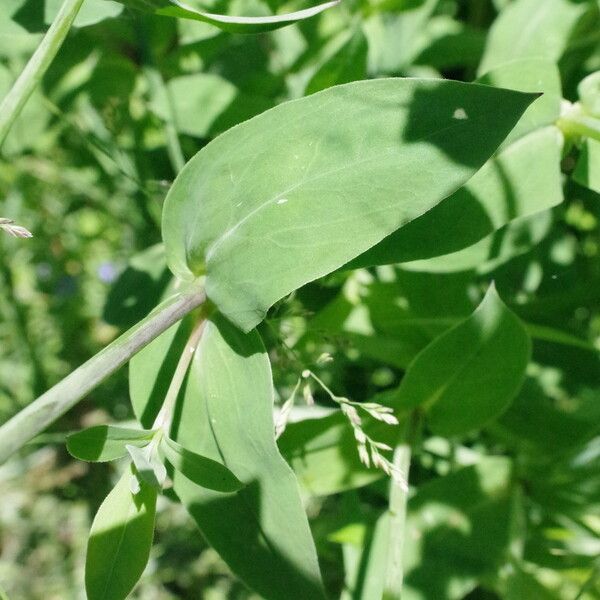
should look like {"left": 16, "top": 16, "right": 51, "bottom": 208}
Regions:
{"left": 114, "top": 0, "right": 340, "bottom": 34}
{"left": 85, "top": 464, "right": 157, "bottom": 600}
{"left": 390, "top": 285, "right": 531, "bottom": 437}
{"left": 126, "top": 444, "right": 167, "bottom": 491}
{"left": 160, "top": 437, "right": 243, "bottom": 493}
{"left": 67, "top": 425, "right": 154, "bottom": 462}
{"left": 163, "top": 78, "right": 536, "bottom": 331}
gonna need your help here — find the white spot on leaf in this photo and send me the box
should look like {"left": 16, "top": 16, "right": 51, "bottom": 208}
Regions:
{"left": 453, "top": 108, "right": 468, "bottom": 120}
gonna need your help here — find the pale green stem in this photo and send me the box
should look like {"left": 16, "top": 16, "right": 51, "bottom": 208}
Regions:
{"left": 136, "top": 19, "right": 185, "bottom": 174}
{"left": 0, "top": 286, "right": 205, "bottom": 464}
{"left": 152, "top": 319, "right": 206, "bottom": 433}
{"left": 0, "top": 0, "right": 85, "bottom": 149}
{"left": 557, "top": 101, "right": 600, "bottom": 144}
{"left": 145, "top": 67, "right": 186, "bottom": 173}
{"left": 384, "top": 412, "right": 421, "bottom": 600}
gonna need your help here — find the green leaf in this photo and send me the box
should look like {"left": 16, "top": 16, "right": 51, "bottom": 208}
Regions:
{"left": 305, "top": 28, "right": 368, "bottom": 95}
{"left": 150, "top": 73, "right": 272, "bottom": 139}
{"left": 363, "top": 0, "right": 438, "bottom": 74}
{"left": 103, "top": 244, "right": 170, "bottom": 329}
{"left": 114, "top": 0, "right": 340, "bottom": 34}
{"left": 162, "top": 79, "right": 536, "bottom": 331}
{"left": 478, "top": 0, "right": 593, "bottom": 74}
{"left": 403, "top": 205, "right": 554, "bottom": 274}
{"left": 85, "top": 464, "right": 157, "bottom": 600}
{"left": 130, "top": 315, "right": 326, "bottom": 599}
{"left": 66, "top": 425, "right": 154, "bottom": 462}
{"left": 477, "top": 58, "right": 562, "bottom": 144}
{"left": 350, "top": 59, "right": 563, "bottom": 270}
{"left": 413, "top": 16, "right": 486, "bottom": 71}
{"left": 578, "top": 71, "right": 600, "bottom": 118}
{"left": 574, "top": 138, "right": 600, "bottom": 194}
{"left": 160, "top": 436, "right": 243, "bottom": 493}
{"left": 334, "top": 458, "right": 515, "bottom": 600}
{"left": 491, "top": 378, "right": 600, "bottom": 457}
{"left": 350, "top": 126, "right": 563, "bottom": 269}
{"left": 402, "top": 458, "right": 515, "bottom": 599}
{"left": 278, "top": 413, "right": 387, "bottom": 496}
{"left": 390, "top": 285, "right": 531, "bottom": 437}
{"left": 44, "top": 0, "right": 123, "bottom": 27}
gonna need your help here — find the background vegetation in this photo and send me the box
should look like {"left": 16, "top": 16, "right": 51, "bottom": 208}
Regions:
{"left": 1, "top": 0, "right": 600, "bottom": 598}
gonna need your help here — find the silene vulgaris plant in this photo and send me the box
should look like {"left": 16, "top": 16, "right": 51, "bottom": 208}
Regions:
{"left": 1, "top": 0, "right": 600, "bottom": 599}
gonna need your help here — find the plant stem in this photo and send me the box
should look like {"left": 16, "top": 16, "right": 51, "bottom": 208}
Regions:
{"left": 0, "top": 286, "right": 205, "bottom": 464}
{"left": 136, "top": 17, "right": 185, "bottom": 174}
{"left": 152, "top": 319, "right": 206, "bottom": 433}
{"left": 0, "top": 0, "right": 84, "bottom": 149}
{"left": 557, "top": 101, "right": 600, "bottom": 144}
{"left": 145, "top": 67, "right": 186, "bottom": 173}
{"left": 383, "top": 412, "right": 421, "bottom": 600}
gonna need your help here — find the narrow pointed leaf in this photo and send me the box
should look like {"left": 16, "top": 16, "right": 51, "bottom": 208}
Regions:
{"left": 162, "top": 79, "right": 536, "bottom": 331}
{"left": 390, "top": 285, "right": 531, "bottom": 437}
{"left": 85, "top": 464, "right": 157, "bottom": 600}
{"left": 130, "top": 316, "right": 326, "bottom": 599}
{"left": 160, "top": 437, "right": 243, "bottom": 493}
{"left": 66, "top": 425, "right": 154, "bottom": 462}
{"left": 115, "top": 0, "right": 340, "bottom": 33}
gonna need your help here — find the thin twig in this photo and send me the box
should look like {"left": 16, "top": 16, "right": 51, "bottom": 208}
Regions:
{"left": 0, "top": 286, "right": 205, "bottom": 463}
{"left": 153, "top": 319, "right": 206, "bottom": 433}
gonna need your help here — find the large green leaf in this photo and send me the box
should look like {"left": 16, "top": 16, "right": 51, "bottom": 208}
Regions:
{"left": 162, "top": 79, "right": 536, "bottom": 331}
{"left": 85, "top": 464, "right": 157, "bottom": 600}
{"left": 130, "top": 315, "right": 326, "bottom": 599}
{"left": 477, "top": 58, "right": 562, "bottom": 145}
{"left": 390, "top": 286, "right": 531, "bottom": 437}
{"left": 478, "top": 0, "right": 593, "bottom": 74}
{"left": 349, "top": 59, "right": 562, "bottom": 270}
{"left": 350, "top": 126, "right": 562, "bottom": 269}
{"left": 67, "top": 425, "right": 154, "bottom": 462}
{"left": 115, "top": 0, "right": 340, "bottom": 33}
